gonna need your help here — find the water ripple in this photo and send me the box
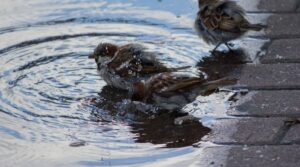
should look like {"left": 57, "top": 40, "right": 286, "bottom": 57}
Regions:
{"left": 0, "top": 0, "right": 218, "bottom": 166}
{"left": 0, "top": 33, "right": 139, "bottom": 54}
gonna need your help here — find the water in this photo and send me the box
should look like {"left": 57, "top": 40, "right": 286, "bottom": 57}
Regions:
{"left": 0, "top": 0, "right": 263, "bottom": 166}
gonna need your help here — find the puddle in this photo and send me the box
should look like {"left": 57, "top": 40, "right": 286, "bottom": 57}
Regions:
{"left": 0, "top": 0, "right": 268, "bottom": 166}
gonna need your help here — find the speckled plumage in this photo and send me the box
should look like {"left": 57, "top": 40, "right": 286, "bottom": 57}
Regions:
{"left": 89, "top": 43, "right": 187, "bottom": 91}
{"left": 195, "top": 0, "right": 265, "bottom": 50}
{"left": 132, "top": 72, "right": 236, "bottom": 112}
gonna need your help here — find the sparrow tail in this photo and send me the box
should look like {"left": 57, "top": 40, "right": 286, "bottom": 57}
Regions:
{"left": 201, "top": 78, "right": 237, "bottom": 91}
{"left": 241, "top": 23, "right": 266, "bottom": 31}
{"left": 169, "top": 66, "right": 191, "bottom": 71}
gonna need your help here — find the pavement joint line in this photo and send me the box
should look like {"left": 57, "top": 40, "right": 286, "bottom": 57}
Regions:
{"left": 211, "top": 142, "right": 295, "bottom": 146}
{"left": 247, "top": 35, "right": 269, "bottom": 40}
{"left": 246, "top": 35, "right": 300, "bottom": 41}
{"left": 267, "top": 36, "right": 300, "bottom": 40}
{"left": 227, "top": 115, "right": 300, "bottom": 119}
{"left": 230, "top": 86, "right": 300, "bottom": 91}
{"left": 287, "top": 141, "right": 300, "bottom": 144}
{"left": 246, "top": 11, "right": 300, "bottom": 14}
{"left": 261, "top": 60, "right": 300, "bottom": 64}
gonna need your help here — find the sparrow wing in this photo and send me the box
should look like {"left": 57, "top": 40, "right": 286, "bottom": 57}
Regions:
{"left": 107, "top": 44, "right": 141, "bottom": 69}
{"left": 107, "top": 44, "right": 169, "bottom": 77}
{"left": 148, "top": 73, "right": 206, "bottom": 95}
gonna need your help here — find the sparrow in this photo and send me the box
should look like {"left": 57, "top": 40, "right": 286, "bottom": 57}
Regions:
{"left": 89, "top": 43, "right": 189, "bottom": 91}
{"left": 195, "top": 0, "right": 265, "bottom": 51}
{"left": 131, "top": 72, "right": 236, "bottom": 112}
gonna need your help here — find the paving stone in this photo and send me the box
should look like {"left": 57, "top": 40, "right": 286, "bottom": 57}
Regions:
{"left": 228, "top": 91, "right": 300, "bottom": 117}
{"left": 237, "top": 0, "right": 298, "bottom": 12}
{"left": 282, "top": 124, "right": 300, "bottom": 144}
{"left": 196, "top": 145, "right": 300, "bottom": 167}
{"left": 231, "top": 64, "right": 300, "bottom": 89}
{"left": 197, "top": 0, "right": 300, "bottom": 166}
{"left": 258, "top": 0, "right": 298, "bottom": 12}
{"left": 206, "top": 118, "right": 286, "bottom": 144}
{"left": 262, "top": 39, "right": 300, "bottom": 63}
{"left": 266, "top": 14, "right": 300, "bottom": 38}
{"left": 195, "top": 146, "right": 229, "bottom": 167}
{"left": 236, "top": 0, "right": 261, "bottom": 12}
{"left": 227, "top": 145, "right": 300, "bottom": 167}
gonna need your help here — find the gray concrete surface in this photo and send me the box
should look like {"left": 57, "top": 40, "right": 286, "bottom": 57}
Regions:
{"left": 203, "top": 0, "right": 300, "bottom": 166}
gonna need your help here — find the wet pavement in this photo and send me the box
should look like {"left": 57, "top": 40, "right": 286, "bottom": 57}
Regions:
{"left": 201, "top": 0, "right": 300, "bottom": 166}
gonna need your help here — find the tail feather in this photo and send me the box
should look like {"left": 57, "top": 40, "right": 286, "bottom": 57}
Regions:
{"left": 240, "top": 23, "right": 266, "bottom": 31}
{"left": 201, "top": 78, "right": 237, "bottom": 91}
{"left": 170, "top": 66, "right": 191, "bottom": 71}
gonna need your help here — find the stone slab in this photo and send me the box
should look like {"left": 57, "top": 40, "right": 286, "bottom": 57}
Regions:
{"left": 227, "top": 145, "right": 300, "bottom": 167}
{"left": 197, "top": 145, "right": 300, "bottom": 167}
{"left": 262, "top": 39, "right": 300, "bottom": 63}
{"left": 282, "top": 124, "right": 300, "bottom": 144}
{"left": 248, "top": 14, "right": 300, "bottom": 38}
{"left": 195, "top": 146, "right": 229, "bottom": 167}
{"left": 206, "top": 118, "right": 286, "bottom": 144}
{"left": 266, "top": 14, "right": 300, "bottom": 38}
{"left": 257, "top": 0, "right": 299, "bottom": 12}
{"left": 230, "top": 64, "right": 300, "bottom": 89}
{"left": 237, "top": 0, "right": 298, "bottom": 12}
{"left": 228, "top": 91, "right": 300, "bottom": 117}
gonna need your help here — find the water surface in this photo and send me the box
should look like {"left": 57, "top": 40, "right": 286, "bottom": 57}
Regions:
{"left": 0, "top": 0, "right": 244, "bottom": 166}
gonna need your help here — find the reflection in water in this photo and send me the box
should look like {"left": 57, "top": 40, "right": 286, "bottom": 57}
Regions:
{"left": 89, "top": 86, "right": 152, "bottom": 123}
{"left": 198, "top": 50, "right": 247, "bottom": 80}
{"left": 131, "top": 113, "right": 211, "bottom": 148}
{"left": 90, "top": 86, "right": 211, "bottom": 148}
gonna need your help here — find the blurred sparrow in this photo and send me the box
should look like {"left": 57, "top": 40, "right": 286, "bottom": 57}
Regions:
{"left": 89, "top": 43, "right": 189, "bottom": 90}
{"left": 131, "top": 72, "right": 236, "bottom": 112}
{"left": 195, "top": 0, "right": 265, "bottom": 51}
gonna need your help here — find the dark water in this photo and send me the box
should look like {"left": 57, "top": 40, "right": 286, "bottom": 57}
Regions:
{"left": 0, "top": 0, "right": 264, "bottom": 166}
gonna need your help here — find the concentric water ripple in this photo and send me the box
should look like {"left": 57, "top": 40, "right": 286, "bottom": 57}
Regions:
{"left": 0, "top": 0, "right": 251, "bottom": 166}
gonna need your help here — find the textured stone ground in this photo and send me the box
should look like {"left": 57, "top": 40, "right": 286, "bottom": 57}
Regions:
{"left": 202, "top": 0, "right": 300, "bottom": 166}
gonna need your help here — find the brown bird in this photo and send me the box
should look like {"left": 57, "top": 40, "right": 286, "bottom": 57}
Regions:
{"left": 195, "top": 0, "right": 265, "bottom": 51}
{"left": 89, "top": 43, "right": 189, "bottom": 91}
{"left": 131, "top": 72, "right": 236, "bottom": 112}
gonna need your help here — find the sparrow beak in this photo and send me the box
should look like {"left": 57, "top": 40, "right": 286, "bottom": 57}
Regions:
{"left": 88, "top": 54, "right": 95, "bottom": 59}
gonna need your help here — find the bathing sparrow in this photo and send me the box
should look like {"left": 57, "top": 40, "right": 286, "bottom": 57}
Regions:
{"left": 89, "top": 43, "right": 189, "bottom": 90}
{"left": 131, "top": 72, "right": 236, "bottom": 112}
{"left": 195, "top": 0, "right": 265, "bottom": 51}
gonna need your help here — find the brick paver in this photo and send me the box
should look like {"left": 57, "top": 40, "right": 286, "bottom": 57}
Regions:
{"left": 228, "top": 91, "right": 300, "bottom": 117}
{"left": 262, "top": 39, "right": 300, "bottom": 63}
{"left": 257, "top": 0, "right": 299, "bottom": 12}
{"left": 237, "top": 0, "right": 299, "bottom": 12}
{"left": 282, "top": 124, "right": 300, "bottom": 144}
{"left": 227, "top": 145, "right": 300, "bottom": 167}
{"left": 231, "top": 64, "right": 300, "bottom": 89}
{"left": 196, "top": 145, "right": 300, "bottom": 167}
{"left": 206, "top": 118, "right": 286, "bottom": 145}
{"left": 266, "top": 14, "right": 300, "bottom": 38}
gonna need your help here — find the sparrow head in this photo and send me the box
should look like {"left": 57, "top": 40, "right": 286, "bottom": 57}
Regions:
{"left": 88, "top": 43, "right": 118, "bottom": 64}
{"left": 197, "top": 0, "right": 217, "bottom": 9}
